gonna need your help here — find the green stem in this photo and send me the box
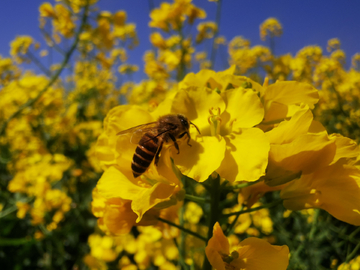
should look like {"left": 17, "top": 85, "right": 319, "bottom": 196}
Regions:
{"left": 202, "top": 173, "right": 221, "bottom": 270}
{"left": 26, "top": 50, "right": 52, "bottom": 77}
{"left": 222, "top": 198, "right": 283, "bottom": 218}
{"left": 309, "top": 208, "right": 320, "bottom": 241}
{"left": 224, "top": 204, "right": 243, "bottom": 236}
{"left": 157, "top": 217, "right": 207, "bottom": 242}
{"left": 0, "top": 237, "right": 36, "bottom": 246}
{"left": 0, "top": 205, "right": 18, "bottom": 219}
{"left": 0, "top": 197, "right": 34, "bottom": 219}
{"left": 226, "top": 179, "right": 262, "bottom": 190}
{"left": 0, "top": 1, "right": 90, "bottom": 136}
{"left": 346, "top": 241, "right": 360, "bottom": 263}
{"left": 349, "top": 226, "right": 360, "bottom": 239}
{"left": 184, "top": 194, "right": 208, "bottom": 204}
{"left": 179, "top": 177, "right": 187, "bottom": 268}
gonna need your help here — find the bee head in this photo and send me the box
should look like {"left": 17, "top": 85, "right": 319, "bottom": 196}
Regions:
{"left": 177, "top": 114, "right": 200, "bottom": 134}
{"left": 177, "top": 114, "right": 190, "bottom": 130}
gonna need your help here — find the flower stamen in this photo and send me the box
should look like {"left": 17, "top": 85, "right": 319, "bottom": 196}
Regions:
{"left": 208, "top": 107, "right": 222, "bottom": 136}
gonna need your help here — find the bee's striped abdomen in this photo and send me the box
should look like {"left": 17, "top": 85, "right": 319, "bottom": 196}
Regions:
{"left": 132, "top": 133, "right": 159, "bottom": 178}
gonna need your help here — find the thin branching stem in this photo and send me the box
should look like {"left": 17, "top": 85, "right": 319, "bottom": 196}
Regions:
{"left": 202, "top": 173, "right": 221, "bottom": 270}
{"left": 226, "top": 179, "right": 262, "bottom": 190}
{"left": 222, "top": 198, "right": 283, "bottom": 218}
{"left": 184, "top": 194, "right": 208, "bottom": 204}
{"left": 25, "top": 50, "right": 53, "bottom": 77}
{"left": 225, "top": 204, "right": 244, "bottom": 236}
{"left": 157, "top": 217, "right": 207, "bottom": 242}
{"left": 346, "top": 241, "right": 360, "bottom": 262}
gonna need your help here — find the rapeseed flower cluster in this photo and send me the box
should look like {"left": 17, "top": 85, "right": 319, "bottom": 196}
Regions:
{"left": 1, "top": 0, "right": 360, "bottom": 269}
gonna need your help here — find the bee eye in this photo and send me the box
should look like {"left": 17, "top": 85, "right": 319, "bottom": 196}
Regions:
{"left": 180, "top": 118, "right": 189, "bottom": 129}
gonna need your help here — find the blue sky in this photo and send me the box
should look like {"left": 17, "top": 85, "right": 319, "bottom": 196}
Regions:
{"left": 0, "top": 0, "right": 359, "bottom": 82}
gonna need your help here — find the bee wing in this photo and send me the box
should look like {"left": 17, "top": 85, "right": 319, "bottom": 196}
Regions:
{"left": 117, "top": 122, "right": 158, "bottom": 144}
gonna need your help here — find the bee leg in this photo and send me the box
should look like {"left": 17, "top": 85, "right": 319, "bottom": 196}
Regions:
{"left": 154, "top": 142, "right": 163, "bottom": 166}
{"left": 169, "top": 133, "right": 180, "bottom": 154}
{"left": 179, "top": 131, "right": 192, "bottom": 146}
{"left": 186, "top": 132, "right": 192, "bottom": 146}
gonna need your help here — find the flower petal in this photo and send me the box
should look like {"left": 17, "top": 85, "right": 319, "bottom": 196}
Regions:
{"left": 132, "top": 182, "right": 178, "bottom": 222}
{"left": 97, "top": 166, "right": 145, "bottom": 200}
{"left": 171, "top": 88, "right": 226, "bottom": 134}
{"left": 263, "top": 81, "right": 319, "bottom": 109}
{"left": 103, "top": 199, "right": 138, "bottom": 234}
{"left": 265, "top": 106, "right": 314, "bottom": 144}
{"left": 179, "top": 69, "right": 217, "bottom": 90}
{"left": 217, "top": 128, "right": 270, "bottom": 182}
{"left": 96, "top": 105, "right": 154, "bottom": 169}
{"left": 262, "top": 81, "right": 319, "bottom": 123}
{"left": 266, "top": 132, "right": 336, "bottom": 185}
{"left": 221, "top": 88, "right": 264, "bottom": 130}
{"left": 173, "top": 136, "right": 226, "bottom": 182}
{"left": 205, "top": 222, "right": 229, "bottom": 270}
{"left": 281, "top": 161, "right": 360, "bottom": 225}
{"left": 232, "top": 237, "right": 289, "bottom": 270}
{"left": 329, "top": 134, "right": 360, "bottom": 164}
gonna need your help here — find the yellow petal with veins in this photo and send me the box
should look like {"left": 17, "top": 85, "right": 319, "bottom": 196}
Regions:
{"left": 231, "top": 237, "right": 289, "bottom": 270}
{"left": 265, "top": 106, "right": 313, "bottom": 144}
{"left": 263, "top": 81, "right": 319, "bottom": 109}
{"left": 221, "top": 88, "right": 264, "bottom": 132}
{"left": 217, "top": 128, "right": 269, "bottom": 182}
{"left": 96, "top": 105, "right": 154, "bottom": 169}
{"left": 132, "top": 182, "right": 178, "bottom": 222}
{"left": 173, "top": 136, "right": 226, "bottom": 182}
{"left": 97, "top": 166, "right": 146, "bottom": 201}
{"left": 171, "top": 88, "right": 225, "bottom": 135}
{"left": 281, "top": 161, "right": 360, "bottom": 226}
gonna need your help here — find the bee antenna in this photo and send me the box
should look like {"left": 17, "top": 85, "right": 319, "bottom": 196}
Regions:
{"left": 190, "top": 121, "right": 201, "bottom": 134}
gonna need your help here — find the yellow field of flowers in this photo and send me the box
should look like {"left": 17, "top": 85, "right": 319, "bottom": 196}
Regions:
{"left": 0, "top": 1, "right": 360, "bottom": 269}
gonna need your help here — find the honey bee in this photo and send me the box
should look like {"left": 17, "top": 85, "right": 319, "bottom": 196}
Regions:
{"left": 117, "top": 114, "right": 200, "bottom": 178}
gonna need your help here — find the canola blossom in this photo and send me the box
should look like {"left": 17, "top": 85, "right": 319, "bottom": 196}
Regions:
{"left": 205, "top": 222, "right": 289, "bottom": 270}
{"left": 1, "top": 0, "right": 360, "bottom": 269}
{"left": 92, "top": 67, "right": 360, "bottom": 268}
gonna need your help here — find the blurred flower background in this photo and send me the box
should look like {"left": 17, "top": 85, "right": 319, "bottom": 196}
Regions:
{"left": 0, "top": 1, "right": 360, "bottom": 270}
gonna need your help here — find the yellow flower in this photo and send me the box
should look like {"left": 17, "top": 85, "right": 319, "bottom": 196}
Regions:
{"left": 205, "top": 222, "right": 289, "bottom": 270}
{"left": 53, "top": 4, "right": 75, "bottom": 38}
{"left": 259, "top": 17, "right": 283, "bottom": 41}
{"left": 88, "top": 234, "right": 118, "bottom": 262}
{"left": 118, "top": 64, "right": 139, "bottom": 74}
{"left": 16, "top": 201, "right": 30, "bottom": 219}
{"left": 143, "top": 51, "right": 170, "bottom": 81}
{"left": 92, "top": 186, "right": 160, "bottom": 235}
{"left": 93, "top": 105, "right": 184, "bottom": 232}
{"left": 281, "top": 160, "right": 360, "bottom": 226}
{"left": 351, "top": 53, "right": 360, "bottom": 69}
{"left": 95, "top": 17, "right": 114, "bottom": 50}
{"left": 186, "top": 3, "right": 206, "bottom": 24}
{"left": 149, "top": 0, "right": 206, "bottom": 31}
{"left": 338, "top": 255, "right": 360, "bottom": 270}
{"left": 184, "top": 201, "right": 203, "bottom": 224}
{"left": 150, "top": 32, "right": 167, "bottom": 49}
{"left": 39, "top": 2, "right": 56, "bottom": 18}
{"left": 196, "top": 21, "right": 218, "bottom": 43}
{"left": 158, "top": 50, "right": 181, "bottom": 70}
{"left": 260, "top": 80, "right": 319, "bottom": 125}
{"left": 113, "top": 10, "right": 127, "bottom": 26}
{"left": 327, "top": 38, "right": 341, "bottom": 52}
{"left": 172, "top": 68, "right": 269, "bottom": 182}
{"left": 10, "top": 36, "right": 34, "bottom": 62}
